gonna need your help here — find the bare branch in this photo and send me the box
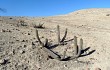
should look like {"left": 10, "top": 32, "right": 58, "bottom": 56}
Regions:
{"left": 56, "top": 25, "right": 67, "bottom": 44}
{"left": 44, "top": 38, "right": 49, "bottom": 48}
{"left": 35, "top": 26, "right": 92, "bottom": 61}
{"left": 42, "top": 47, "right": 61, "bottom": 60}
{"left": 36, "top": 29, "right": 61, "bottom": 60}
{"left": 76, "top": 38, "right": 82, "bottom": 57}
{"left": 36, "top": 29, "right": 44, "bottom": 47}
{"left": 61, "top": 28, "right": 67, "bottom": 42}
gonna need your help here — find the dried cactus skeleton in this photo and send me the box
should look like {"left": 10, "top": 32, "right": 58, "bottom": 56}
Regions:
{"left": 35, "top": 25, "right": 86, "bottom": 61}
{"left": 36, "top": 29, "right": 62, "bottom": 60}
{"left": 34, "top": 23, "right": 44, "bottom": 28}
{"left": 57, "top": 25, "right": 67, "bottom": 44}
{"left": 69, "top": 36, "right": 83, "bottom": 60}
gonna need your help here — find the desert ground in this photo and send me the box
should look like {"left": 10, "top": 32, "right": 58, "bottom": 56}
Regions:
{"left": 0, "top": 8, "right": 110, "bottom": 70}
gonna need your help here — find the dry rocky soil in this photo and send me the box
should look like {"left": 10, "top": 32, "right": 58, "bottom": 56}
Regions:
{"left": 0, "top": 8, "right": 110, "bottom": 70}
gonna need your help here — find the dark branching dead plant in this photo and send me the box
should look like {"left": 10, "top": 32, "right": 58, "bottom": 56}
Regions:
{"left": 57, "top": 25, "right": 67, "bottom": 45}
{"left": 36, "top": 29, "right": 62, "bottom": 60}
{"left": 69, "top": 36, "right": 83, "bottom": 60}
{"left": 34, "top": 23, "right": 45, "bottom": 29}
{"left": 35, "top": 25, "right": 95, "bottom": 61}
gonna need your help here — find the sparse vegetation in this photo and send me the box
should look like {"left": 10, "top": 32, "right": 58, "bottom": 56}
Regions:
{"left": 106, "top": 14, "right": 110, "bottom": 16}
{"left": 57, "top": 25, "right": 67, "bottom": 44}
{"left": 69, "top": 36, "right": 83, "bottom": 60}
{"left": 33, "top": 23, "right": 45, "bottom": 29}
{"left": 35, "top": 25, "right": 94, "bottom": 61}
{"left": 17, "top": 19, "right": 28, "bottom": 27}
{"left": 1, "top": 9, "right": 104, "bottom": 70}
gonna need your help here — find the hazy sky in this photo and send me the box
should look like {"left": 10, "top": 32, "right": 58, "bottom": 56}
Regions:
{"left": 0, "top": 0, "right": 110, "bottom": 16}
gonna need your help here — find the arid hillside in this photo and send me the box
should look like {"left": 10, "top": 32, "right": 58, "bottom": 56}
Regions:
{"left": 0, "top": 8, "right": 110, "bottom": 70}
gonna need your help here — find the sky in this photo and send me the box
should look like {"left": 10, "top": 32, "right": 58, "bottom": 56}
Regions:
{"left": 0, "top": 0, "right": 110, "bottom": 16}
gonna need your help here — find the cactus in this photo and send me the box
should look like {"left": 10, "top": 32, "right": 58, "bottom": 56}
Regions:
{"left": 70, "top": 36, "right": 83, "bottom": 59}
{"left": 36, "top": 29, "right": 61, "bottom": 60}
{"left": 61, "top": 28, "right": 67, "bottom": 42}
{"left": 74, "top": 36, "right": 78, "bottom": 55}
{"left": 42, "top": 47, "right": 61, "bottom": 60}
{"left": 76, "top": 38, "right": 83, "bottom": 57}
{"left": 35, "top": 25, "right": 88, "bottom": 61}
{"left": 36, "top": 29, "right": 44, "bottom": 47}
{"left": 56, "top": 25, "right": 67, "bottom": 44}
{"left": 57, "top": 25, "right": 60, "bottom": 44}
{"left": 80, "top": 38, "right": 83, "bottom": 51}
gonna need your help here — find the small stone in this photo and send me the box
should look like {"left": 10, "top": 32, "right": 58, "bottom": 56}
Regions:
{"left": 24, "top": 45, "right": 27, "bottom": 48}
{"left": 1, "top": 29, "right": 3, "bottom": 32}
{"left": 50, "top": 30, "right": 54, "bottom": 33}
{"left": 0, "top": 42, "right": 5, "bottom": 45}
{"left": 28, "top": 33, "right": 30, "bottom": 35}
{"left": 106, "top": 14, "right": 110, "bottom": 16}
{"left": 17, "top": 29, "right": 20, "bottom": 31}
{"left": 32, "top": 42, "right": 35, "bottom": 45}
{"left": 25, "top": 40, "right": 28, "bottom": 42}
{"left": 95, "top": 68, "right": 101, "bottom": 70}
{"left": 32, "top": 42, "right": 36, "bottom": 49}
{"left": 19, "top": 50, "right": 25, "bottom": 54}
{"left": 22, "top": 40, "right": 25, "bottom": 42}
{"left": 33, "top": 38, "right": 36, "bottom": 39}
{"left": 9, "top": 41, "right": 14, "bottom": 44}
{"left": 64, "top": 64, "right": 67, "bottom": 68}
{"left": 0, "top": 47, "right": 3, "bottom": 52}
{"left": 13, "top": 49, "right": 15, "bottom": 55}
{"left": 8, "top": 30, "right": 12, "bottom": 32}
{"left": 0, "top": 59, "right": 4, "bottom": 64}
{"left": 16, "top": 40, "right": 19, "bottom": 41}
{"left": 32, "top": 45, "right": 36, "bottom": 49}
{"left": 1, "top": 29, "right": 6, "bottom": 32}
{"left": 13, "top": 37, "right": 16, "bottom": 38}
{"left": 0, "top": 59, "right": 9, "bottom": 65}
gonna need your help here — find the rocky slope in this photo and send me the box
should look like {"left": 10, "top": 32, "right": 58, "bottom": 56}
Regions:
{"left": 0, "top": 8, "right": 110, "bottom": 70}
